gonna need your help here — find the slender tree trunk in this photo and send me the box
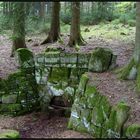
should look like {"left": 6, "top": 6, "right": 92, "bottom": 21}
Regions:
{"left": 68, "top": 2, "right": 85, "bottom": 48}
{"left": 11, "top": 2, "right": 26, "bottom": 57}
{"left": 46, "top": 2, "right": 52, "bottom": 16}
{"left": 3, "top": 2, "right": 6, "bottom": 15}
{"left": 39, "top": 2, "right": 46, "bottom": 19}
{"left": 64, "top": 2, "right": 67, "bottom": 13}
{"left": 41, "top": 2, "right": 60, "bottom": 45}
{"left": 119, "top": 2, "right": 140, "bottom": 93}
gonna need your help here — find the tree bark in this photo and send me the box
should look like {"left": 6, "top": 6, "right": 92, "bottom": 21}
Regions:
{"left": 68, "top": 2, "right": 85, "bottom": 48}
{"left": 41, "top": 2, "right": 60, "bottom": 45}
{"left": 120, "top": 2, "right": 140, "bottom": 93}
{"left": 11, "top": 2, "right": 26, "bottom": 57}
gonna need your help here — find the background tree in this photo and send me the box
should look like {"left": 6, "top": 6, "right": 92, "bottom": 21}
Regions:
{"left": 11, "top": 2, "right": 26, "bottom": 57}
{"left": 41, "top": 2, "right": 60, "bottom": 45}
{"left": 119, "top": 2, "right": 140, "bottom": 93}
{"left": 68, "top": 2, "right": 85, "bottom": 48}
{"left": 39, "top": 2, "right": 46, "bottom": 19}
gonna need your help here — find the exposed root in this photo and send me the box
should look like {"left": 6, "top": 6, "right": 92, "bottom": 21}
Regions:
{"left": 40, "top": 34, "right": 60, "bottom": 45}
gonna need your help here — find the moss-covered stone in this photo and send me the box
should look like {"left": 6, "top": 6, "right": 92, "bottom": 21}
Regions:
{"left": 60, "top": 53, "right": 77, "bottom": 67}
{"left": 67, "top": 108, "right": 80, "bottom": 129}
{"left": 0, "top": 129, "right": 20, "bottom": 138}
{"left": 103, "top": 102, "right": 130, "bottom": 138}
{"left": 119, "top": 58, "right": 136, "bottom": 80}
{"left": 90, "top": 124, "right": 102, "bottom": 138}
{"left": 125, "top": 124, "right": 140, "bottom": 138}
{"left": 2, "top": 94, "right": 17, "bottom": 104}
{"left": 16, "top": 48, "right": 34, "bottom": 69}
{"left": 63, "top": 86, "right": 75, "bottom": 106}
{"left": 77, "top": 53, "right": 90, "bottom": 68}
{"left": 45, "top": 51, "right": 60, "bottom": 67}
{"left": 109, "top": 54, "right": 117, "bottom": 70}
{"left": 88, "top": 47, "right": 113, "bottom": 72}
{"left": 77, "top": 73, "right": 89, "bottom": 95}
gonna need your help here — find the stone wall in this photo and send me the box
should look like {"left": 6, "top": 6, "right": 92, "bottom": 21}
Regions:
{"left": 68, "top": 73, "right": 140, "bottom": 138}
{"left": 34, "top": 47, "right": 117, "bottom": 85}
{"left": 0, "top": 47, "right": 117, "bottom": 117}
{"left": 0, "top": 49, "right": 39, "bottom": 116}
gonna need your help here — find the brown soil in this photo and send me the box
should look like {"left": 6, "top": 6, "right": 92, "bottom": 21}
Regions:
{"left": 0, "top": 33, "right": 140, "bottom": 138}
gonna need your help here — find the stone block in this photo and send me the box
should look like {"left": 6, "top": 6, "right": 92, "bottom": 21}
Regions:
{"left": 60, "top": 53, "right": 77, "bottom": 67}
{"left": 88, "top": 47, "right": 113, "bottom": 72}
{"left": 45, "top": 52, "right": 60, "bottom": 65}
{"left": 77, "top": 53, "right": 90, "bottom": 68}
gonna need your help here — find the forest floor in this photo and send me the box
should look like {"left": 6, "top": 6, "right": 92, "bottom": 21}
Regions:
{"left": 0, "top": 23, "right": 140, "bottom": 138}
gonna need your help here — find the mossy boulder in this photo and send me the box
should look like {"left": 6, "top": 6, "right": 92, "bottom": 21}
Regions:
{"left": 16, "top": 48, "right": 34, "bottom": 70}
{"left": 0, "top": 129, "right": 20, "bottom": 138}
{"left": 88, "top": 47, "right": 113, "bottom": 72}
{"left": 125, "top": 124, "right": 140, "bottom": 138}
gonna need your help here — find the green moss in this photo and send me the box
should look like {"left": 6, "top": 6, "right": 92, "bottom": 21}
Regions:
{"left": 16, "top": 48, "right": 34, "bottom": 67}
{"left": 77, "top": 73, "right": 89, "bottom": 95}
{"left": 0, "top": 130, "right": 20, "bottom": 138}
{"left": 88, "top": 47, "right": 112, "bottom": 72}
{"left": 89, "top": 124, "right": 102, "bottom": 138}
{"left": 100, "top": 96, "right": 111, "bottom": 119}
{"left": 87, "top": 92, "right": 102, "bottom": 108}
{"left": 76, "top": 122, "right": 87, "bottom": 133}
{"left": 85, "top": 84, "right": 97, "bottom": 99}
{"left": 103, "top": 102, "right": 130, "bottom": 138}
{"left": 125, "top": 124, "right": 140, "bottom": 138}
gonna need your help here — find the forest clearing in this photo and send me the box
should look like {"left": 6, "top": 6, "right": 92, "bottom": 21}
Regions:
{"left": 0, "top": 2, "right": 140, "bottom": 138}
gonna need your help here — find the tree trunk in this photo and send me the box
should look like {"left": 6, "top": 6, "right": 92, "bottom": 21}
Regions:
{"left": 120, "top": 2, "right": 140, "bottom": 93}
{"left": 11, "top": 2, "right": 26, "bottom": 57}
{"left": 68, "top": 2, "right": 85, "bottom": 48}
{"left": 39, "top": 2, "right": 46, "bottom": 19}
{"left": 41, "top": 2, "right": 60, "bottom": 45}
